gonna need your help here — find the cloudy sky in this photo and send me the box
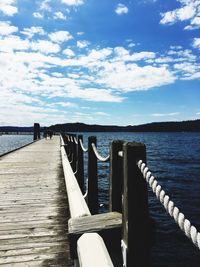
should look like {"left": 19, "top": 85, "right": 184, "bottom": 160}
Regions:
{"left": 0, "top": 0, "right": 200, "bottom": 126}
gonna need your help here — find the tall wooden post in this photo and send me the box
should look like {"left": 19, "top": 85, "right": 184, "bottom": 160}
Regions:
{"left": 72, "top": 134, "right": 77, "bottom": 173}
{"left": 68, "top": 135, "right": 73, "bottom": 163}
{"left": 88, "top": 136, "right": 98, "bottom": 215}
{"left": 109, "top": 140, "right": 124, "bottom": 212}
{"left": 77, "top": 135, "right": 84, "bottom": 193}
{"left": 122, "top": 142, "right": 150, "bottom": 267}
{"left": 33, "top": 123, "right": 40, "bottom": 141}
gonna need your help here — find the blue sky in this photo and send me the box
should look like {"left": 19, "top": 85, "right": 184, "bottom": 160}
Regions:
{"left": 0, "top": 0, "right": 200, "bottom": 126}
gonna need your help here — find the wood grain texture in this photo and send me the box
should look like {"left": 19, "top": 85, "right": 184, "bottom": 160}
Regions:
{"left": 0, "top": 136, "right": 72, "bottom": 267}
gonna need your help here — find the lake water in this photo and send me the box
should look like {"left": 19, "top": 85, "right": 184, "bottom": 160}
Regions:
{"left": 1, "top": 132, "right": 200, "bottom": 266}
{"left": 0, "top": 134, "right": 33, "bottom": 155}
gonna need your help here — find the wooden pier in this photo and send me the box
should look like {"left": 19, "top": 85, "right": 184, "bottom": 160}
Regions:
{"left": 0, "top": 136, "right": 72, "bottom": 266}
{"left": 1, "top": 126, "right": 197, "bottom": 267}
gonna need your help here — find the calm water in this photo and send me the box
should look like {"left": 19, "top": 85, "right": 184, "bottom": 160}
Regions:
{"left": 1, "top": 132, "right": 200, "bottom": 266}
{"left": 0, "top": 134, "right": 33, "bottom": 155}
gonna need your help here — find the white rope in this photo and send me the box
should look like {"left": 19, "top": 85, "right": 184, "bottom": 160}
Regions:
{"left": 79, "top": 139, "right": 88, "bottom": 152}
{"left": 137, "top": 160, "right": 200, "bottom": 250}
{"left": 118, "top": 151, "right": 123, "bottom": 157}
{"left": 74, "top": 137, "right": 78, "bottom": 144}
{"left": 91, "top": 143, "right": 110, "bottom": 162}
{"left": 83, "top": 178, "right": 88, "bottom": 199}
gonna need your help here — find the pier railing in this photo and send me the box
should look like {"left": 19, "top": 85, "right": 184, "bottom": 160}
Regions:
{"left": 60, "top": 132, "right": 199, "bottom": 267}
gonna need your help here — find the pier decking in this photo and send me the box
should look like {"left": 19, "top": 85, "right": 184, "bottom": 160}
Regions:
{"left": 0, "top": 137, "right": 72, "bottom": 266}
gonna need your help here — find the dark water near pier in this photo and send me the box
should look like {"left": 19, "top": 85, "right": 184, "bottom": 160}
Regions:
{"left": 1, "top": 132, "right": 200, "bottom": 266}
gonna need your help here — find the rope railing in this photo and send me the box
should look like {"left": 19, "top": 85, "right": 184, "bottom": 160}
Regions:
{"left": 91, "top": 143, "right": 110, "bottom": 162}
{"left": 60, "top": 134, "right": 114, "bottom": 267}
{"left": 61, "top": 133, "right": 199, "bottom": 266}
{"left": 79, "top": 139, "right": 88, "bottom": 152}
{"left": 137, "top": 159, "right": 200, "bottom": 250}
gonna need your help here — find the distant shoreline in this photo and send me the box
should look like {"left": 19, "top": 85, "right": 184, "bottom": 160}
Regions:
{"left": 1, "top": 119, "right": 200, "bottom": 133}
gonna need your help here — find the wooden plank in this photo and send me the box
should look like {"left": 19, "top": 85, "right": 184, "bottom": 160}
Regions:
{"left": 0, "top": 137, "right": 72, "bottom": 267}
{"left": 68, "top": 212, "right": 122, "bottom": 259}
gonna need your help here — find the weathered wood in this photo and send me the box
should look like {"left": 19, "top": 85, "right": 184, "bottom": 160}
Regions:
{"left": 0, "top": 137, "right": 72, "bottom": 266}
{"left": 61, "top": 139, "right": 90, "bottom": 218}
{"left": 68, "top": 212, "right": 122, "bottom": 259}
{"left": 109, "top": 140, "right": 124, "bottom": 212}
{"left": 122, "top": 141, "right": 150, "bottom": 267}
{"left": 88, "top": 136, "right": 98, "bottom": 214}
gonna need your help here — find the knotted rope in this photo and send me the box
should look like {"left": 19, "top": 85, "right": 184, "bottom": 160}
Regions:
{"left": 137, "top": 160, "right": 200, "bottom": 250}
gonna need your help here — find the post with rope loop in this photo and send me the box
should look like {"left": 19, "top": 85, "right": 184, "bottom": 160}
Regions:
{"left": 88, "top": 136, "right": 98, "bottom": 215}
{"left": 77, "top": 135, "right": 84, "bottom": 193}
{"left": 109, "top": 140, "right": 124, "bottom": 213}
{"left": 72, "top": 134, "right": 77, "bottom": 173}
{"left": 62, "top": 134, "right": 69, "bottom": 155}
{"left": 122, "top": 142, "right": 151, "bottom": 267}
{"left": 68, "top": 134, "right": 73, "bottom": 163}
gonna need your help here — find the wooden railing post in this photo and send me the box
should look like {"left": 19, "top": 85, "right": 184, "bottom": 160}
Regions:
{"left": 77, "top": 135, "right": 84, "bottom": 193}
{"left": 109, "top": 140, "right": 124, "bottom": 212}
{"left": 122, "top": 142, "right": 150, "bottom": 267}
{"left": 68, "top": 134, "right": 73, "bottom": 163}
{"left": 33, "top": 123, "right": 40, "bottom": 141}
{"left": 72, "top": 134, "right": 77, "bottom": 173}
{"left": 88, "top": 136, "right": 98, "bottom": 215}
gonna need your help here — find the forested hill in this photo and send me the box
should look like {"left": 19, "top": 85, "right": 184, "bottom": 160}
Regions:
{"left": 49, "top": 120, "right": 200, "bottom": 132}
{"left": 1, "top": 119, "right": 200, "bottom": 133}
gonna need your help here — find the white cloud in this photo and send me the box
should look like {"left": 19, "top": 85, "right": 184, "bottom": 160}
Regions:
{"left": 128, "top": 42, "right": 136, "bottom": 48}
{"left": 185, "top": 15, "right": 200, "bottom": 29}
{"left": 61, "top": 0, "right": 84, "bottom": 6}
{"left": 21, "top": 26, "right": 45, "bottom": 38}
{"left": 0, "top": 21, "right": 18, "bottom": 35}
{"left": 193, "top": 37, "right": 200, "bottom": 49}
{"left": 77, "top": 40, "right": 90, "bottom": 48}
{"left": 53, "top": 11, "right": 67, "bottom": 20}
{"left": 49, "top": 31, "right": 73, "bottom": 43}
{"left": 115, "top": 3, "right": 129, "bottom": 15}
{"left": 160, "top": 0, "right": 200, "bottom": 30}
{"left": 174, "top": 62, "right": 198, "bottom": 73}
{"left": 98, "top": 63, "right": 175, "bottom": 92}
{"left": 40, "top": 0, "right": 51, "bottom": 11}
{"left": 33, "top": 12, "right": 44, "bottom": 19}
{"left": 151, "top": 112, "right": 180, "bottom": 117}
{"left": 87, "top": 48, "right": 112, "bottom": 60}
{"left": 67, "top": 88, "right": 124, "bottom": 102}
{"left": 95, "top": 111, "right": 109, "bottom": 116}
{"left": 0, "top": 35, "right": 30, "bottom": 52}
{"left": 77, "top": 31, "right": 84, "bottom": 36}
{"left": 173, "top": 61, "right": 200, "bottom": 80}
{"left": 54, "top": 101, "right": 78, "bottom": 108}
{"left": 0, "top": 0, "right": 18, "bottom": 16}
{"left": 31, "top": 40, "right": 60, "bottom": 54}
{"left": 113, "top": 47, "right": 156, "bottom": 61}
{"left": 63, "top": 48, "right": 75, "bottom": 57}
{"left": 182, "top": 72, "right": 200, "bottom": 80}
{"left": 160, "top": 4, "right": 196, "bottom": 24}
